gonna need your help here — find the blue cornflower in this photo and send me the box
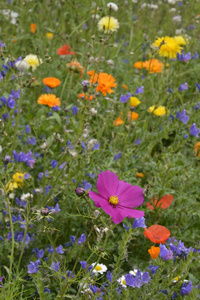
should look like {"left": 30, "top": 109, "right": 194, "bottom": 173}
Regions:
{"left": 50, "top": 262, "right": 61, "bottom": 272}
{"left": 177, "top": 51, "right": 191, "bottom": 62}
{"left": 27, "top": 137, "right": 37, "bottom": 145}
{"left": 10, "top": 89, "right": 20, "bottom": 98}
{"left": 1, "top": 96, "right": 7, "bottom": 105}
{"left": 27, "top": 259, "right": 40, "bottom": 274}
{"left": 44, "top": 288, "right": 51, "bottom": 293}
{"left": 125, "top": 274, "right": 135, "bottom": 287}
{"left": 89, "top": 285, "right": 98, "bottom": 294}
{"left": 176, "top": 109, "right": 189, "bottom": 124}
{"left": 119, "top": 93, "right": 131, "bottom": 103}
{"left": 25, "top": 125, "right": 31, "bottom": 133}
{"left": 190, "top": 123, "right": 200, "bottom": 137}
{"left": 123, "top": 223, "right": 130, "bottom": 231}
{"left": 133, "top": 217, "right": 146, "bottom": 229}
{"left": 70, "top": 235, "right": 76, "bottom": 243}
{"left": 142, "top": 272, "right": 151, "bottom": 283}
{"left": 81, "top": 142, "right": 86, "bottom": 149}
{"left": 83, "top": 180, "right": 92, "bottom": 190}
{"left": 92, "top": 143, "right": 100, "bottom": 150}
{"left": 178, "top": 82, "right": 188, "bottom": 91}
{"left": 45, "top": 185, "right": 52, "bottom": 195}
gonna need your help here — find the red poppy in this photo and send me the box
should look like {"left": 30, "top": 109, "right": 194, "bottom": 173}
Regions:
{"left": 57, "top": 44, "right": 76, "bottom": 55}
{"left": 143, "top": 225, "right": 171, "bottom": 244}
{"left": 146, "top": 194, "right": 173, "bottom": 210}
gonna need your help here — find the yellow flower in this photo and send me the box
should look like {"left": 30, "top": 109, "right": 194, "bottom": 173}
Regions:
{"left": 24, "top": 54, "right": 43, "bottom": 71}
{"left": 152, "top": 36, "right": 182, "bottom": 59}
{"left": 130, "top": 97, "right": 140, "bottom": 107}
{"left": 6, "top": 172, "right": 26, "bottom": 192}
{"left": 98, "top": 16, "right": 119, "bottom": 33}
{"left": 46, "top": 32, "right": 53, "bottom": 40}
{"left": 148, "top": 105, "right": 155, "bottom": 113}
{"left": 153, "top": 106, "right": 166, "bottom": 116}
{"left": 174, "top": 35, "right": 187, "bottom": 46}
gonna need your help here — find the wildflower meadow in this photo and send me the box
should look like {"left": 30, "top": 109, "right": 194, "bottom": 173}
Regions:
{"left": 1, "top": 0, "right": 200, "bottom": 299}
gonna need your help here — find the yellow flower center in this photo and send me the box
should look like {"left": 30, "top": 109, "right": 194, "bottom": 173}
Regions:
{"left": 109, "top": 196, "right": 119, "bottom": 205}
{"left": 122, "top": 279, "right": 126, "bottom": 285}
{"left": 95, "top": 265, "right": 102, "bottom": 271}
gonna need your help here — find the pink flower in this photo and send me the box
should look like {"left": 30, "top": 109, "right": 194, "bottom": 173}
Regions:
{"left": 88, "top": 170, "right": 144, "bottom": 224}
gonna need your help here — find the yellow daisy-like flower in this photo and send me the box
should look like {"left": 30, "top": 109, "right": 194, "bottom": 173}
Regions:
{"left": 46, "top": 32, "right": 53, "bottom": 40}
{"left": 24, "top": 54, "right": 43, "bottom": 71}
{"left": 148, "top": 106, "right": 166, "bottom": 117}
{"left": 130, "top": 97, "right": 141, "bottom": 107}
{"left": 152, "top": 36, "right": 182, "bottom": 59}
{"left": 174, "top": 35, "right": 187, "bottom": 46}
{"left": 98, "top": 16, "right": 119, "bottom": 33}
{"left": 6, "top": 172, "right": 26, "bottom": 192}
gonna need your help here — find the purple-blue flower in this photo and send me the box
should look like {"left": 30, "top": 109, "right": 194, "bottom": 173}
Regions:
{"left": 190, "top": 123, "right": 200, "bottom": 137}
{"left": 133, "top": 217, "right": 146, "bottom": 229}
{"left": 80, "top": 261, "right": 87, "bottom": 269}
{"left": 77, "top": 233, "right": 86, "bottom": 245}
{"left": 27, "top": 259, "right": 40, "bottom": 274}
{"left": 119, "top": 93, "right": 131, "bottom": 103}
{"left": 50, "top": 262, "right": 61, "bottom": 272}
{"left": 176, "top": 110, "right": 189, "bottom": 124}
{"left": 125, "top": 274, "right": 135, "bottom": 287}
{"left": 106, "top": 271, "right": 112, "bottom": 282}
{"left": 36, "top": 249, "right": 44, "bottom": 258}
{"left": 179, "top": 82, "right": 188, "bottom": 91}
{"left": 56, "top": 245, "right": 64, "bottom": 254}
{"left": 148, "top": 265, "right": 159, "bottom": 275}
{"left": 114, "top": 153, "right": 122, "bottom": 161}
{"left": 92, "top": 143, "right": 100, "bottom": 150}
{"left": 180, "top": 281, "right": 192, "bottom": 296}
{"left": 159, "top": 244, "right": 173, "bottom": 261}
{"left": 135, "top": 86, "right": 144, "bottom": 95}
{"left": 7, "top": 96, "right": 15, "bottom": 109}
{"left": 72, "top": 105, "right": 78, "bottom": 115}
{"left": 51, "top": 160, "right": 58, "bottom": 169}
{"left": 177, "top": 52, "right": 191, "bottom": 62}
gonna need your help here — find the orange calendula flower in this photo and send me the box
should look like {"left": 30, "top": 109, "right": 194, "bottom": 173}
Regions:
{"left": 31, "top": 23, "right": 36, "bottom": 34}
{"left": 78, "top": 93, "right": 93, "bottom": 101}
{"left": 37, "top": 94, "right": 60, "bottom": 107}
{"left": 128, "top": 111, "right": 139, "bottom": 121}
{"left": 194, "top": 142, "right": 200, "bottom": 157}
{"left": 67, "top": 60, "right": 84, "bottom": 77}
{"left": 113, "top": 117, "right": 124, "bottom": 126}
{"left": 43, "top": 77, "right": 61, "bottom": 88}
{"left": 88, "top": 70, "right": 117, "bottom": 96}
{"left": 122, "top": 84, "right": 128, "bottom": 90}
{"left": 146, "top": 195, "right": 173, "bottom": 210}
{"left": 134, "top": 59, "right": 164, "bottom": 73}
{"left": 136, "top": 172, "right": 144, "bottom": 178}
{"left": 143, "top": 225, "right": 171, "bottom": 244}
{"left": 148, "top": 246, "right": 160, "bottom": 259}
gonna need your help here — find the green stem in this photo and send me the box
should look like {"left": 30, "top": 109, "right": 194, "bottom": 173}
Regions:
{"left": 17, "top": 203, "right": 30, "bottom": 274}
{"left": 60, "top": 73, "right": 70, "bottom": 101}
{"left": 59, "top": 212, "right": 104, "bottom": 299}
{"left": 6, "top": 198, "right": 15, "bottom": 279}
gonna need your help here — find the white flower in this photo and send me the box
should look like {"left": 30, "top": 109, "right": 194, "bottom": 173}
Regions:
{"left": 21, "top": 193, "right": 31, "bottom": 201}
{"left": 91, "top": 14, "right": 100, "bottom": 20}
{"left": 107, "top": 2, "right": 118, "bottom": 11}
{"left": 117, "top": 275, "right": 127, "bottom": 288}
{"left": 172, "top": 15, "right": 182, "bottom": 22}
{"left": 68, "top": 149, "right": 77, "bottom": 157}
{"left": 87, "top": 138, "right": 98, "bottom": 150}
{"left": 91, "top": 263, "right": 107, "bottom": 275}
{"left": 129, "top": 269, "right": 142, "bottom": 276}
{"left": 89, "top": 107, "right": 97, "bottom": 115}
{"left": 24, "top": 54, "right": 43, "bottom": 71}
{"left": 0, "top": 145, "right": 2, "bottom": 153}
{"left": 15, "top": 60, "right": 29, "bottom": 71}
{"left": 9, "top": 193, "right": 15, "bottom": 199}
{"left": 168, "top": 0, "right": 176, "bottom": 4}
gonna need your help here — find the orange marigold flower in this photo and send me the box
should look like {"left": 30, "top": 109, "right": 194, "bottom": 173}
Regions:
{"left": 113, "top": 116, "right": 124, "bottom": 126}
{"left": 143, "top": 225, "right": 171, "bottom": 244}
{"left": 88, "top": 70, "right": 117, "bottom": 96}
{"left": 37, "top": 94, "right": 60, "bottom": 108}
{"left": 128, "top": 111, "right": 139, "bottom": 121}
{"left": 31, "top": 23, "right": 36, "bottom": 34}
{"left": 43, "top": 77, "right": 61, "bottom": 88}
{"left": 57, "top": 44, "right": 76, "bottom": 55}
{"left": 96, "top": 73, "right": 117, "bottom": 96}
{"left": 122, "top": 84, "right": 128, "bottom": 90}
{"left": 148, "top": 246, "right": 160, "bottom": 259}
{"left": 134, "top": 59, "right": 163, "bottom": 74}
{"left": 67, "top": 60, "right": 84, "bottom": 77}
{"left": 78, "top": 93, "right": 93, "bottom": 101}
{"left": 136, "top": 172, "right": 144, "bottom": 178}
{"left": 194, "top": 142, "right": 200, "bottom": 157}
{"left": 146, "top": 195, "right": 173, "bottom": 210}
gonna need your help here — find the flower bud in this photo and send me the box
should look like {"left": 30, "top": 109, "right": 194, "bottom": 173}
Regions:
{"left": 41, "top": 208, "right": 49, "bottom": 216}
{"left": 75, "top": 187, "right": 85, "bottom": 197}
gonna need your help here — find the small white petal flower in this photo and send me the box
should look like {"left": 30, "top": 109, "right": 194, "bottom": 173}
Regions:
{"left": 107, "top": 2, "right": 118, "bottom": 11}
{"left": 117, "top": 275, "right": 127, "bottom": 288}
{"left": 15, "top": 60, "right": 29, "bottom": 71}
{"left": 91, "top": 263, "right": 107, "bottom": 275}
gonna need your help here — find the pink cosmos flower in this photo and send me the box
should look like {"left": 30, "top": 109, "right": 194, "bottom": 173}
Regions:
{"left": 88, "top": 170, "right": 144, "bottom": 224}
